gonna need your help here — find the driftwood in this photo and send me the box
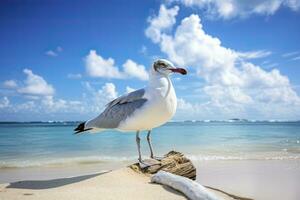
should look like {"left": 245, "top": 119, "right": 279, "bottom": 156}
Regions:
{"left": 151, "top": 171, "right": 220, "bottom": 200}
{"left": 130, "top": 151, "right": 253, "bottom": 200}
{"left": 129, "top": 150, "right": 196, "bottom": 180}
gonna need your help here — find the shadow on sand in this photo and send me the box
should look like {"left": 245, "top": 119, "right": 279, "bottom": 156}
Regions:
{"left": 6, "top": 171, "right": 109, "bottom": 190}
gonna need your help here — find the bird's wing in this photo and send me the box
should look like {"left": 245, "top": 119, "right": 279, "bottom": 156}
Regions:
{"left": 106, "top": 88, "right": 146, "bottom": 108}
{"left": 88, "top": 89, "right": 148, "bottom": 129}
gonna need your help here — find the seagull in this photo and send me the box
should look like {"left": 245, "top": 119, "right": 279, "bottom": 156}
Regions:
{"left": 74, "top": 59, "right": 187, "bottom": 165}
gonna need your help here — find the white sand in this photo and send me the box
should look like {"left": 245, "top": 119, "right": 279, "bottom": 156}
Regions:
{"left": 196, "top": 160, "right": 300, "bottom": 200}
{"left": 1, "top": 159, "right": 299, "bottom": 200}
{"left": 0, "top": 167, "right": 233, "bottom": 200}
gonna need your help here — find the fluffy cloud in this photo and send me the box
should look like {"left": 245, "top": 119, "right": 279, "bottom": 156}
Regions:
{"left": 146, "top": 5, "right": 300, "bottom": 119}
{"left": 0, "top": 68, "right": 122, "bottom": 120}
{"left": 85, "top": 50, "right": 123, "bottom": 78}
{"left": 145, "top": 4, "right": 179, "bottom": 43}
{"left": 3, "top": 80, "right": 18, "bottom": 88}
{"left": 171, "top": 0, "right": 300, "bottom": 19}
{"left": 0, "top": 68, "right": 85, "bottom": 117}
{"left": 122, "top": 59, "right": 149, "bottom": 80}
{"left": 1, "top": 69, "right": 81, "bottom": 115}
{"left": 101, "top": 82, "right": 118, "bottom": 100}
{"left": 18, "top": 69, "right": 55, "bottom": 96}
{"left": 0, "top": 95, "right": 85, "bottom": 120}
{"left": 83, "top": 82, "right": 118, "bottom": 113}
{"left": 85, "top": 50, "right": 149, "bottom": 81}
{"left": 41, "top": 96, "right": 83, "bottom": 113}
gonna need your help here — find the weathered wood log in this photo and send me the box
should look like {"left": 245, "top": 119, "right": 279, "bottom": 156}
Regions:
{"left": 129, "top": 150, "right": 196, "bottom": 180}
{"left": 151, "top": 171, "right": 220, "bottom": 200}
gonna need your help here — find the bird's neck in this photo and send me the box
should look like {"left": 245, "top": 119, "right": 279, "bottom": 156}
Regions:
{"left": 148, "top": 73, "right": 173, "bottom": 98}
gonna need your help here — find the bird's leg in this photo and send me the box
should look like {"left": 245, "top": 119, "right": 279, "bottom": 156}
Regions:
{"left": 146, "top": 130, "right": 164, "bottom": 161}
{"left": 136, "top": 130, "right": 160, "bottom": 169}
{"left": 147, "top": 130, "right": 154, "bottom": 159}
{"left": 136, "top": 130, "right": 142, "bottom": 162}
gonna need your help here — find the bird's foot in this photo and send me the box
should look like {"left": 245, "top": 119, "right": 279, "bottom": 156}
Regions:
{"left": 138, "top": 158, "right": 160, "bottom": 169}
{"left": 151, "top": 155, "right": 164, "bottom": 161}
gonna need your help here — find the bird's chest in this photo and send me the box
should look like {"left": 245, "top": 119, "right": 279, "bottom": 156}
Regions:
{"left": 155, "top": 89, "right": 177, "bottom": 117}
{"left": 146, "top": 87, "right": 177, "bottom": 123}
{"left": 118, "top": 77, "right": 177, "bottom": 131}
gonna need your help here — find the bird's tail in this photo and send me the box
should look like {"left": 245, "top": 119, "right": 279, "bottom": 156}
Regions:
{"left": 74, "top": 122, "right": 92, "bottom": 134}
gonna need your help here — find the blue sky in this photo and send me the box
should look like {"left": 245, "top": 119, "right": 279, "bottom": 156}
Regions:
{"left": 1, "top": 0, "right": 300, "bottom": 121}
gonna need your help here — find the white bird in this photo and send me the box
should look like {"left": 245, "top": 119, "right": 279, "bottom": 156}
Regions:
{"left": 74, "top": 59, "right": 187, "bottom": 165}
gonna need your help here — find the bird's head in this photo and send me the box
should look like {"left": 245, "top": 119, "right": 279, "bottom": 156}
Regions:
{"left": 152, "top": 59, "right": 187, "bottom": 76}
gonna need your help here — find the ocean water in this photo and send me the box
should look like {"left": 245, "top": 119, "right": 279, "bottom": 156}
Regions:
{"left": 0, "top": 121, "right": 300, "bottom": 168}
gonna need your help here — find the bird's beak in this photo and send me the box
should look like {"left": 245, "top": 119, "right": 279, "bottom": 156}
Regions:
{"left": 170, "top": 68, "right": 187, "bottom": 75}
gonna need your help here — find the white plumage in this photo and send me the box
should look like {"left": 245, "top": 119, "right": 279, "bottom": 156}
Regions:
{"left": 118, "top": 70, "right": 177, "bottom": 131}
{"left": 74, "top": 59, "right": 187, "bottom": 165}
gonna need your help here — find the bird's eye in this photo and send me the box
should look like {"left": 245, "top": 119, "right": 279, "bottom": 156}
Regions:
{"left": 160, "top": 63, "right": 167, "bottom": 68}
{"left": 154, "top": 61, "right": 168, "bottom": 71}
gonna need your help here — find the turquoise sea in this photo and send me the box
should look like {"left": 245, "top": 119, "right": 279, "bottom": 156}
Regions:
{"left": 1, "top": 121, "right": 300, "bottom": 169}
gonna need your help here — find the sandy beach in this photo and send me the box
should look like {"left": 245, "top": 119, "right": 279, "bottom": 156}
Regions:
{"left": 0, "top": 167, "right": 236, "bottom": 200}
{"left": 196, "top": 160, "right": 300, "bottom": 200}
{"left": 1, "top": 159, "right": 299, "bottom": 200}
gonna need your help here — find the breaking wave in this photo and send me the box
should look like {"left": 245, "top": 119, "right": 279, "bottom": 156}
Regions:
{"left": 0, "top": 155, "right": 136, "bottom": 169}
{"left": 1, "top": 153, "right": 299, "bottom": 169}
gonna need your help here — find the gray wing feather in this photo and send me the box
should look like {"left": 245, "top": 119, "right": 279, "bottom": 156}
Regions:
{"left": 106, "top": 89, "right": 145, "bottom": 108}
{"left": 89, "top": 89, "right": 147, "bottom": 129}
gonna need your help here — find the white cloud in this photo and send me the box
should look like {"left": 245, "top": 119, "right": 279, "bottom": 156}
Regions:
{"left": 1, "top": 69, "right": 86, "bottom": 116}
{"left": 177, "top": 98, "right": 194, "bottom": 111}
{"left": 17, "top": 101, "right": 35, "bottom": 111}
{"left": 281, "top": 51, "right": 300, "bottom": 61}
{"left": 5, "top": 82, "right": 119, "bottom": 118}
{"left": 145, "top": 4, "right": 179, "bottom": 43}
{"left": 18, "top": 69, "right": 55, "bottom": 96}
{"left": 41, "top": 96, "right": 67, "bottom": 112}
{"left": 262, "top": 63, "right": 279, "bottom": 69}
{"left": 39, "top": 96, "right": 83, "bottom": 113}
{"left": 0, "top": 96, "right": 10, "bottom": 108}
{"left": 85, "top": 50, "right": 123, "bottom": 78}
{"left": 237, "top": 50, "right": 272, "bottom": 59}
{"left": 3, "top": 80, "right": 18, "bottom": 88}
{"left": 82, "top": 82, "right": 118, "bottom": 113}
{"left": 67, "top": 73, "right": 82, "bottom": 79}
{"left": 7, "top": 96, "right": 84, "bottom": 115}
{"left": 146, "top": 6, "right": 300, "bottom": 119}
{"left": 101, "top": 82, "right": 118, "bottom": 100}
{"left": 45, "top": 50, "right": 57, "bottom": 57}
{"left": 122, "top": 59, "right": 149, "bottom": 80}
{"left": 282, "top": 51, "right": 299, "bottom": 57}
{"left": 85, "top": 50, "right": 149, "bottom": 81}
{"left": 171, "top": 0, "right": 300, "bottom": 19}
{"left": 45, "top": 46, "right": 63, "bottom": 57}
